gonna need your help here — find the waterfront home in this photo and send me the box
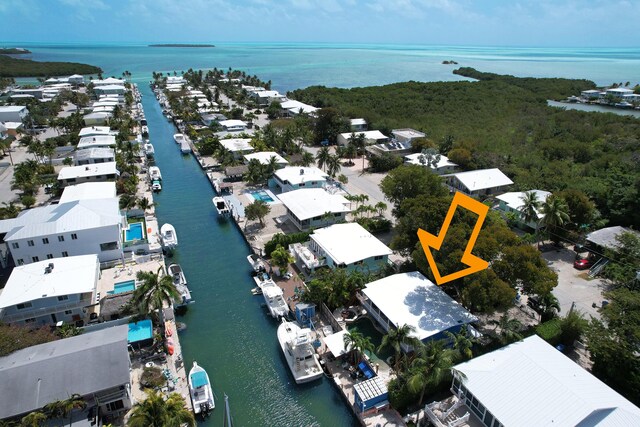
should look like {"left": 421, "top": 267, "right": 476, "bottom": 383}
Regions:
{"left": 219, "top": 119, "right": 247, "bottom": 132}
{"left": 337, "top": 130, "right": 389, "bottom": 146}
{"left": 57, "top": 161, "right": 119, "bottom": 187}
{"left": 605, "top": 87, "right": 634, "bottom": 99}
{"left": 350, "top": 118, "right": 367, "bottom": 132}
{"left": 78, "top": 125, "right": 115, "bottom": 138}
{"left": 444, "top": 168, "right": 513, "bottom": 197}
{"left": 1, "top": 121, "right": 23, "bottom": 137}
{"left": 580, "top": 89, "right": 603, "bottom": 100}
{"left": 92, "top": 77, "right": 125, "bottom": 86}
{"left": 68, "top": 74, "right": 84, "bottom": 84}
{"left": 201, "top": 112, "right": 227, "bottom": 126}
{"left": 77, "top": 134, "right": 117, "bottom": 149}
{"left": 425, "top": 335, "right": 640, "bottom": 427}
{"left": 0, "top": 197, "right": 123, "bottom": 265}
{"left": 0, "top": 254, "right": 99, "bottom": 326}
{"left": 278, "top": 188, "right": 351, "bottom": 231}
{"left": 0, "top": 325, "right": 133, "bottom": 423}
{"left": 94, "top": 84, "right": 126, "bottom": 96}
{"left": 220, "top": 138, "right": 254, "bottom": 159}
{"left": 0, "top": 105, "right": 28, "bottom": 123}
{"left": 10, "top": 87, "right": 44, "bottom": 99}
{"left": 166, "top": 75, "right": 185, "bottom": 84}
{"left": 83, "top": 111, "right": 111, "bottom": 126}
{"left": 292, "top": 222, "right": 392, "bottom": 274}
{"left": 391, "top": 128, "right": 425, "bottom": 144}
{"left": 59, "top": 181, "right": 117, "bottom": 204}
{"left": 244, "top": 151, "right": 289, "bottom": 168}
{"left": 403, "top": 152, "right": 458, "bottom": 174}
{"left": 358, "top": 271, "right": 478, "bottom": 346}
{"left": 273, "top": 166, "right": 329, "bottom": 192}
{"left": 280, "top": 100, "right": 318, "bottom": 117}
{"left": 251, "top": 90, "right": 286, "bottom": 106}
{"left": 623, "top": 93, "right": 640, "bottom": 104}
{"left": 74, "top": 147, "right": 116, "bottom": 165}
{"left": 495, "top": 190, "right": 550, "bottom": 229}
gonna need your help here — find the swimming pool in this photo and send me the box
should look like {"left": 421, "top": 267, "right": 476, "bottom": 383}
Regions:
{"left": 108, "top": 280, "right": 136, "bottom": 295}
{"left": 250, "top": 190, "right": 275, "bottom": 203}
{"left": 128, "top": 319, "right": 153, "bottom": 344}
{"left": 125, "top": 222, "right": 144, "bottom": 241}
{"left": 348, "top": 317, "right": 393, "bottom": 364}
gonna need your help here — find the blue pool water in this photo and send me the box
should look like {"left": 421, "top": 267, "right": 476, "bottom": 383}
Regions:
{"left": 125, "top": 222, "right": 144, "bottom": 241}
{"left": 128, "top": 319, "right": 153, "bottom": 343}
{"left": 108, "top": 280, "right": 135, "bottom": 295}
{"left": 250, "top": 190, "right": 275, "bottom": 203}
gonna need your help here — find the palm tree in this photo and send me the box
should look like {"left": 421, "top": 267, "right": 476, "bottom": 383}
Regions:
{"left": 490, "top": 314, "right": 523, "bottom": 345}
{"left": 326, "top": 154, "right": 342, "bottom": 178}
{"left": 538, "top": 292, "right": 561, "bottom": 321}
{"left": 407, "top": 340, "right": 455, "bottom": 405}
{"left": 444, "top": 328, "right": 475, "bottom": 360}
{"left": 300, "top": 151, "right": 315, "bottom": 167}
{"left": 315, "top": 146, "right": 331, "bottom": 171}
{"left": 378, "top": 323, "right": 421, "bottom": 372}
{"left": 374, "top": 201, "right": 387, "bottom": 217}
{"left": 343, "top": 330, "right": 373, "bottom": 365}
{"left": 541, "top": 195, "right": 570, "bottom": 245}
{"left": 60, "top": 394, "right": 86, "bottom": 426}
{"left": 137, "top": 197, "right": 152, "bottom": 212}
{"left": 43, "top": 399, "right": 65, "bottom": 423}
{"left": 519, "top": 191, "right": 543, "bottom": 247}
{"left": 128, "top": 389, "right": 195, "bottom": 427}
{"left": 133, "top": 267, "right": 180, "bottom": 317}
{"left": 20, "top": 411, "right": 47, "bottom": 427}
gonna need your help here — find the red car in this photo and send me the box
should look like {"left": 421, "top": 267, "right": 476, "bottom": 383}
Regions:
{"left": 574, "top": 256, "right": 595, "bottom": 270}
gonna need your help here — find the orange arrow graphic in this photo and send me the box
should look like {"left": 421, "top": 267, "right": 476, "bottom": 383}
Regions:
{"left": 417, "top": 192, "right": 489, "bottom": 285}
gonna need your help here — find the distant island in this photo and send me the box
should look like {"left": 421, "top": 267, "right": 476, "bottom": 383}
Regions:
{"left": 149, "top": 44, "right": 215, "bottom": 48}
{"left": 442, "top": 60, "right": 458, "bottom": 65}
{"left": 0, "top": 55, "right": 102, "bottom": 77}
{"left": 0, "top": 48, "right": 31, "bottom": 54}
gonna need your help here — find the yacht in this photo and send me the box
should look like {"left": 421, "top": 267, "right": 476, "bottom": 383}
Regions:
{"left": 149, "top": 166, "right": 162, "bottom": 181}
{"left": 277, "top": 319, "right": 323, "bottom": 384}
{"left": 168, "top": 263, "right": 192, "bottom": 305}
{"left": 173, "top": 133, "right": 186, "bottom": 144}
{"left": 261, "top": 279, "right": 289, "bottom": 319}
{"left": 212, "top": 196, "right": 231, "bottom": 216}
{"left": 160, "top": 223, "right": 178, "bottom": 250}
{"left": 188, "top": 361, "right": 215, "bottom": 418}
{"left": 144, "top": 142, "right": 155, "bottom": 158}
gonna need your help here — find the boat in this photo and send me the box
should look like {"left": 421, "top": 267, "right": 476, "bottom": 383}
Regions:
{"left": 149, "top": 166, "right": 162, "bottom": 181}
{"left": 277, "top": 319, "right": 323, "bottom": 384}
{"left": 144, "top": 142, "right": 155, "bottom": 158}
{"left": 212, "top": 196, "right": 231, "bottom": 216}
{"left": 151, "top": 180, "right": 162, "bottom": 192}
{"left": 173, "top": 133, "right": 185, "bottom": 144}
{"left": 180, "top": 139, "right": 191, "bottom": 154}
{"left": 141, "top": 125, "right": 149, "bottom": 136}
{"left": 188, "top": 361, "right": 215, "bottom": 418}
{"left": 247, "top": 254, "right": 266, "bottom": 273}
{"left": 160, "top": 223, "right": 178, "bottom": 250}
{"left": 168, "top": 263, "right": 192, "bottom": 305}
{"left": 261, "top": 279, "right": 289, "bottom": 318}
{"left": 251, "top": 287, "right": 263, "bottom": 295}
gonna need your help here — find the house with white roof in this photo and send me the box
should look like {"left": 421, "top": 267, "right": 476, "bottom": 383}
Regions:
{"left": 83, "top": 112, "right": 111, "bottom": 126}
{"left": 68, "top": 74, "right": 84, "bottom": 84}
{"left": 166, "top": 75, "right": 185, "bottom": 85}
{"left": 0, "top": 105, "right": 28, "bottom": 123}
{"left": 495, "top": 190, "right": 551, "bottom": 229}
{"left": 404, "top": 153, "right": 458, "bottom": 174}
{"left": 0, "top": 197, "right": 123, "bottom": 266}
{"left": 279, "top": 188, "right": 351, "bottom": 231}
{"left": 337, "top": 130, "right": 389, "bottom": 146}
{"left": 359, "top": 271, "right": 477, "bottom": 345}
{"left": 77, "top": 134, "right": 117, "bottom": 149}
{"left": 0, "top": 255, "right": 99, "bottom": 326}
{"left": 581, "top": 89, "right": 603, "bottom": 100}
{"left": 445, "top": 168, "right": 513, "bottom": 197}
{"left": 605, "top": 87, "right": 634, "bottom": 99}
{"left": 74, "top": 147, "right": 115, "bottom": 165}
{"left": 219, "top": 119, "right": 247, "bottom": 132}
{"left": 219, "top": 138, "right": 254, "bottom": 159}
{"left": 57, "top": 161, "right": 119, "bottom": 186}
{"left": 251, "top": 90, "right": 287, "bottom": 106}
{"left": 280, "top": 100, "right": 318, "bottom": 117}
{"left": 92, "top": 77, "right": 125, "bottom": 86}
{"left": 392, "top": 128, "right": 425, "bottom": 143}
{"left": 244, "top": 151, "right": 289, "bottom": 168}
{"left": 78, "top": 126, "right": 114, "bottom": 138}
{"left": 350, "top": 118, "right": 367, "bottom": 132}
{"left": 11, "top": 87, "right": 44, "bottom": 99}
{"left": 94, "top": 84, "right": 126, "bottom": 96}
{"left": 426, "top": 335, "right": 640, "bottom": 427}
{"left": 299, "top": 222, "right": 392, "bottom": 273}
{"left": 273, "top": 166, "right": 329, "bottom": 193}
{"left": 59, "top": 182, "right": 117, "bottom": 204}
{"left": 0, "top": 325, "right": 133, "bottom": 421}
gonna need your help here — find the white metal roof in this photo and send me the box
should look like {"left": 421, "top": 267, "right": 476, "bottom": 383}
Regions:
{"left": 495, "top": 190, "right": 550, "bottom": 218}
{"left": 57, "top": 162, "right": 118, "bottom": 180}
{"left": 450, "top": 168, "right": 513, "bottom": 192}
{"left": 220, "top": 138, "right": 254, "bottom": 152}
{"left": 311, "top": 223, "right": 392, "bottom": 266}
{"left": 277, "top": 188, "right": 351, "bottom": 221}
{"left": 606, "top": 87, "right": 633, "bottom": 94}
{"left": 404, "top": 153, "right": 458, "bottom": 169}
{"left": 74, "top": 147, "right": 114, "bottom": 162}
{"left": 323, "top": 330, "right": 351, "bottom": 357}
{"left": 95, "top": 84, "right": 125, "bottom": 91}
{"left": 454, "top": 335, "right": 640, "bottom": 427}
{"left": 244, "top": 151, "right": 288, "bottom": 165}
{"left": 219, "top": 119, "right": 247, "bottom": 128}
{"left": 78, "top": 126, "right": 112, "bottom": 137}
{"left": 0, "top": 255, "right": 98, "bottom": 309}
{"left": 274, "top": 166, "right": 328, "bottom": 185}
{"left": 92, "top": 77, "right": 124, "bottom": 86}
{"left": 0, "top": 106, "right": 27, "bottom": 113}
{"left": 362, "top": 271, "right": 477, "bottom": 341}
{"left": 339, "top": 130, "right": 388, "bottom": 142}
{"left": 392, "top": 128, "right": 425, "bottom": 140}
{"left": 586, "top": 226, "right": 640, "bottom": 250}
{"left": 255, "top": 90, "right": 283, "bottom": 98}
{"left": 83, "top": 112, "right": 111, "bottom": 120}
{"left": 77, "top": 134, "right": 116, "bottom": 149}
{"left": 0, "top": 198, "right": 121, "bottom": 240}
{"left": 350, "top": 118, "right": 367, "bottom": 126}
{"left": 59, "top": 182, "right": 117, "bottom": 204}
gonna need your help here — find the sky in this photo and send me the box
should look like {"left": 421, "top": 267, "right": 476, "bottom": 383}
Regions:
{"left": 1, "top": 0, "right": 639, "bottom": 47}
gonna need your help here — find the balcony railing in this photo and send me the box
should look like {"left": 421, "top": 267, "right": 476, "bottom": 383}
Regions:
{"left": 0, "top": 298, "right": 93, "bottom": 323}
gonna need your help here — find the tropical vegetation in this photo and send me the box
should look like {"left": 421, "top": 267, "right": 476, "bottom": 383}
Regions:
{"left": 128, "top": 389, "right": 195, "bottom": 427}
{"left": 0, "top": 54, "right": 101, "bottom": 77}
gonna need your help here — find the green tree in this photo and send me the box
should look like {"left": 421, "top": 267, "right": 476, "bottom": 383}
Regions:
{"left": 326, "top": 154, "right": 342, "bottom": 178}
{"left": 245, "top": 199, "right": 270, "bottom": 228}
{"left": 378, "top": 324, "right": 421, "bottom": 372}
{"left": 265, "top": 101, "right": 282, "bottom": 120}
{"left": 315, "top": 146, "right": 331, "bottom": 171}
{"left": 20, "top": 411, "right": 47, "bottom": 427}
{"left": 444, "top": 328, "right": 475, "bottom": 360}
{"left": 300, "top": 151, "right": 315, "bottom": 167}
{"left": 128, "top": 390, "right": 195, "bottom": 427}
{"left": 559, "top": 309, "right": 587, "bottom": 346}
{"left": 460, "top": 269, "right": 515, "bottom": 313}
{"left": 407, "top": 340, "right": 455, "bottom": 406}
{"left": 491, "top": 314, "right": 524, "bottom": 345}
{"left": 132, "top": 267, "right": 180, "bottom": 317}
{"left": 380, "top": 165, "right": 447, "bottom": 215}
{"left": 313, "top": 107, "right": 347, "bottom": 145}
{"left": 540, "top": 195, "right": 570, "bottom": 245}
{"left": 518, "top": 191, "right": 542, "bottom": 244}
{"left": 137, "top": 197, "right": 152, "bottom": 212}
{"left": 602, "top": 231, "right": 640, "bottom": 289}
{"left": 270, "top": 244, "right": 293, "bottom": 275}
{"left": 493, "top": 245, "right": 558, "bottom": 296}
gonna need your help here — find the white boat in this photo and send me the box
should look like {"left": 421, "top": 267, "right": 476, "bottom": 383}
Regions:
{"left": 151, "top": 180, "right": 162, "bottom": 192}
{"left": 144, "top": 142, "right": 155, "bottom": 158}
{"left": 261, "top": 279, "right": 289, "bottom": 318}
{"left": 168, "top": 263, "right": 192, "bottom": 305}
{"left": 188, "top": 361, "right": 215, "bottom": 417}
{"left": 277, "top": 319, "right": 323, "bottom": 384}
{"left": 141, "top": 125, "right": 149, "bottom": 136}
{"left": 180, "top": 140, "right": 191, "bottom": 154}
{"left": 160, "top": 223, "right": 178, "bottom": 250}
{"left": 173, "top": 133, "right": 185, "bottom": 144}
{"left": 149, "top": 166, "right": 162, "bottom": 181}
{"left": 212, "top": 197, "right": 231, "bottom": 216}
{"left": 247, "top": 254, "right": 266, "bottom": 273}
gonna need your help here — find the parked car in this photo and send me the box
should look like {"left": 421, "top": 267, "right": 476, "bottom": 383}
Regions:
{"left": 574, "top": 255, "right": 596, "bottom": 270}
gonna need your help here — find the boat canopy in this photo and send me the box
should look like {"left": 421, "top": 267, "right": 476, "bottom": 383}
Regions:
{"left": 191, "top": 371, "right": 209, "bottom": 388}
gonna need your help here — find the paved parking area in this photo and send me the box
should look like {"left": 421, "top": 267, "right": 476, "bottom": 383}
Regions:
{"left": 541, "top": 247, "right": 608, "bottom": 319}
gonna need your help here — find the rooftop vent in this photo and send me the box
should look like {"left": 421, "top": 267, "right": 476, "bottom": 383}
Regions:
{"left": 300, "top": 168, "right": 304, "bottom": 175}
{"left": 44, "top": 266, "right": 52, "bottom": 274}
{"left": 48, "top": 262, "right": 54, "bottom": 270}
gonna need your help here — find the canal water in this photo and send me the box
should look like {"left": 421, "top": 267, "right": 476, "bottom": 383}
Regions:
{"left": 139, "top": 82, "right": 357, "bottom": 426}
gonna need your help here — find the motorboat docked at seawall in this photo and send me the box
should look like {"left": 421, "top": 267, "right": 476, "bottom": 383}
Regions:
{"left": 160, "top": 223, "right": 178, "bottom": 251}
{"left": 151, "top": 180, "right": 162, "bottom": 192}
{"left": 180, "top": 140, "right": 191, "bottom": 154}
{"left": 173, "top": 133, "right": 186, "bottom": 144}
{"left": 212, "top": 197, "right": 231, "bottom": 216}
{"left": 247, "top": 253, "right": 266, "bottom": 273}
{"left": 188, "top": 361, "right": 215, "bottom": 418}
{"left": 143, "top": 142, "right": 155, "bottom": 158}
{"left": 149, "top": 166, "right": 162, "bottom": 181}
{"left": 261, "top": 278, "right": 289, "bottom": 319}
{"left": 277, "top": 319, "right": 323, "bottom": 384}
{"left": 168, "top": 263, "right": 192, "bottom": 305}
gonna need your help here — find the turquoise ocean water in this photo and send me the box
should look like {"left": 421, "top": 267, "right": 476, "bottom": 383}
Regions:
{"left": 11, "top": 43, "right": 640, "bottom": 425}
